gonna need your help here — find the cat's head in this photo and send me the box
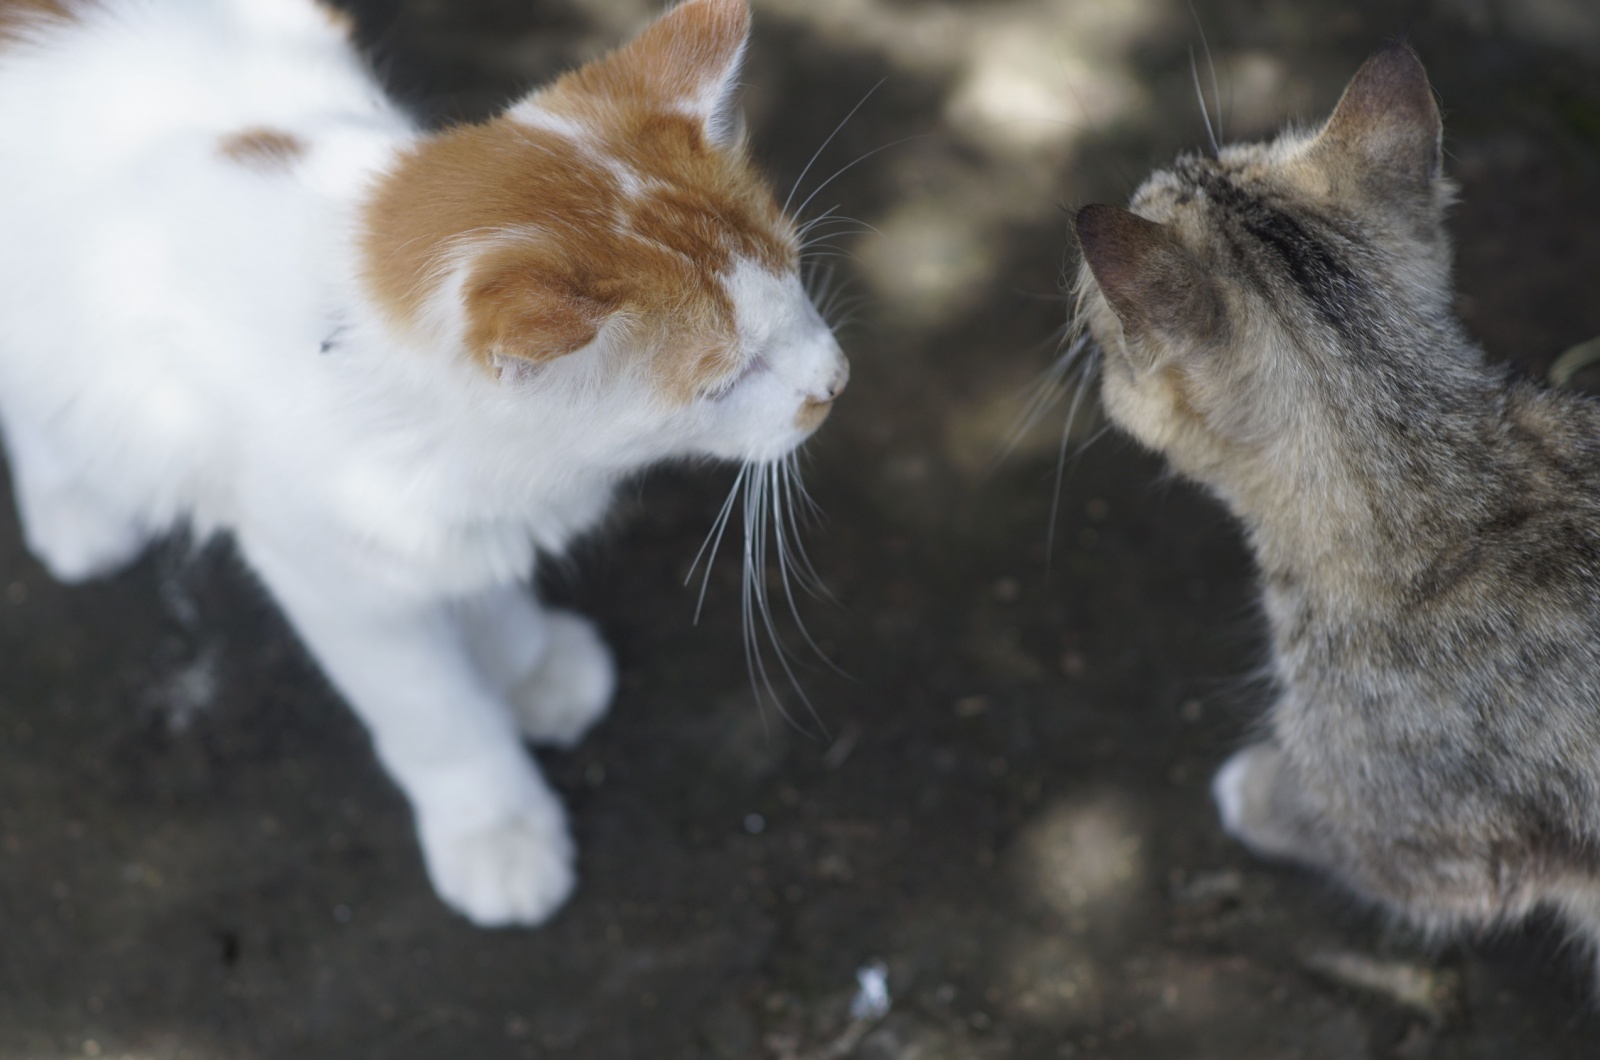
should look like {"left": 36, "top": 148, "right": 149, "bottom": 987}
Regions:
{"left": 361, "top": 0, "right": 846, "bottom": 464}
{"left": 1073, "top": 45, "right": 1456, "bottom": 494}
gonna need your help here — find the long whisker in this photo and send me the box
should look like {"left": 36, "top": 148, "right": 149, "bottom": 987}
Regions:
{"left": 798, "top": 228, "right": 874, "bottom": 253}
{"left": 782, "top": 449, "right": 825, "bottom": 525}
{"left": 821, "top": 299, "right": 869, "bottom": 334}
{"left": 802, "top": 252, "right": 868, "bottom": 277}
{"left": 812, "top": 264, "right": 851, "bottom": 317}
{"left": 1189, "top": 46, "right": 1219, "bottom": 156}
{"left": 804, "top": 259, "right": 839, "bottom": 301}
{"left": 771, "top": 461, "right": 849, "bottom": 682}
{"left": 783, "top": 78, "right": 887, "bottom": 216}
{"left": 818, "top": 281, "right": 859, "bottom": 316}
{"left": 686, "top": 463, "right": 747, "bottom": 623}
{"left": 792, "top": 134, "right": 931, "bottom": 224}
{"left": 752, "top": 464, "right": 831, "bottom": 737}
{"left": 799, "top": 233, "right": 875, "bottom": 256}
{"left": 739, "top": 472, "right": 779, "bottom": 738}
{"left": 739, "top": 464, "right": 825, "bottom": 739}
{"left": 1073, "top": 415, "right": 1114, "bottom": 456}
{"left": 794, "top": 203, "right": 843, "bottom": 238}
{"left": 798, "top": 216, "right": 882, "bottom": 245}
{"left": 796, "top": 212, "right": 883, "bottom": 246}
{"left": 1046, "top": 346, "right": 1101, "bottom": 562}
{"left": 777, "top": 454, "right": 832, "bottom": 600}
{"left": 996, "top": 324, "right": 1083, "bottom": 466}
{"left": 1188, "top": 0, "right": 1225, "bottom": 145}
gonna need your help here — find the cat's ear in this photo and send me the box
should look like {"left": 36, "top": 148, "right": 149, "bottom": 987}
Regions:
{"left": 1313, "top": 44, "right": 1442, "bottom": 192}
{"left": 571, "top": 0, "right": 752, "bottom": 148}
{"left": 1075, "top": 204, "right": 1221, "bottom": 361}
{"left": 463, "top": 262, "right": 607, "bottom": 367}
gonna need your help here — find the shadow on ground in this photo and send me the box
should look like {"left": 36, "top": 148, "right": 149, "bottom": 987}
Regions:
{"left": 3, "top": 0, "right": 1600, "bottom": 1057}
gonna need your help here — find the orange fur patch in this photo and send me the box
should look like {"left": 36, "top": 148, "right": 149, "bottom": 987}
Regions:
{"left": 794, "top": 398, "right": 833, "bottom": 432}
{"left": 218, "top": 127, "right": 307, "bottom": 172}
{"left": 0, "top": 0, "right": 84, "bottom": 44}
{"left": 550, "top": 0, "right": 750, "bottom": 124}
{"left": 311, "top": 0, "right": 355, "bottom": 39}
{"left": 360, "top": 0, "right": 796, "bottom": 401}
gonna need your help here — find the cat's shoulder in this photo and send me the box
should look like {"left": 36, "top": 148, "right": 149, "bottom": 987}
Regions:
{"left": 1504, "top": 378, "right": 1600, "bottom": 465}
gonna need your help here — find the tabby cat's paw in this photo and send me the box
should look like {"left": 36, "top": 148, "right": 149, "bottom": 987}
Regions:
{"left": 1213, "top": 742, "right": 1322, "bottom": 866}
{"left": 1213, "top": 745, "right": 1269, "bottom": 843}
{"left": 420, "top": 806, "right": 575, "bottom": 927}
{"left": 510, "top": 610, "right": 615, "bottom": 749}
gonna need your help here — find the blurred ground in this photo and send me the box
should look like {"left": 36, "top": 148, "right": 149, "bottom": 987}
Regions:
{"left": 3, "top": 0, "right": 1600, "bottom": 1057}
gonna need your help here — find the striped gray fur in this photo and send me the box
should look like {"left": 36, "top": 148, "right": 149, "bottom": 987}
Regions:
{"left": 1075, "top": 45, "right": 1600, "bottom": 983}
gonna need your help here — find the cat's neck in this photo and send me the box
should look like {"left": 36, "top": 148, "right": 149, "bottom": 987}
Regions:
{"left": 1222, "top": 341, "right": 1531, "bottom": 604}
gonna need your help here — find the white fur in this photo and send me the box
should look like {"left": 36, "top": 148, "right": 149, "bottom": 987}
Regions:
{"left": 1211, "top": 748, "right": 1252, "bottom": 840}
{"left": 0, "top": 0, "right": 845, "bottom": 926}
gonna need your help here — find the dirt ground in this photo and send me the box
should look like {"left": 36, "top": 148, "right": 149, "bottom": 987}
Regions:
{"left": 4, "top": 0, "right": 1600, "bottom": 1057}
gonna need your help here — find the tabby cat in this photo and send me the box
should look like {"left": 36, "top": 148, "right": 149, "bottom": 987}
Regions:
{"left": 1076, "top": 45, "right": 1600, "bottom": 975}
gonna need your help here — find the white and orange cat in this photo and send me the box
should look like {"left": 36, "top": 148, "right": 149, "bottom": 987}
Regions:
{"left": 0, "top": 0, "right": 846, "bottom": 925}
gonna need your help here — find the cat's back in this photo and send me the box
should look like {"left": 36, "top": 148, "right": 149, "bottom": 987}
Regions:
{"left": 0, "top": 0, "right": 376, "bottom": 141}
{"left": 1478, "top": 380, "right": 1600, "bottom": 599}
{"left": 1277, "top": 376, "right": 1600, "bottom": 765}
{"left": 0, "top": 0, "right": 393, "bottom": 327}
{"left": 0, "top": 0, "right": 416, "bottom": 525}
{"left": 0, "top": 0, "right": 366, "bottom": 103}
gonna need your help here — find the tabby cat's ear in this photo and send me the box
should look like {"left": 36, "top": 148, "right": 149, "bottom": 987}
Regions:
{"left": 567, "top": 0, "right": 751, "bottom": 148}
{"left": 1313, "top": 44, "right": 1442, "bottom": 193}
{"left": 1075, "top": 204, "right": 1220, "bottom": 361}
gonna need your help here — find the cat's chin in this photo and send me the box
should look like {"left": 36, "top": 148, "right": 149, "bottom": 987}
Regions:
{"left": 691, "top": 419, "right": 828, "bottom": 466}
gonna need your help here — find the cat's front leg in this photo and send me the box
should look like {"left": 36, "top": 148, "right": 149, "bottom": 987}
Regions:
{"left": 459, "top": 585, "right": 616, "bottom": 750}
{"left": 1, "top": 417, "right": 151, "bottom": 582}
{"left": 239, "top": 537, "right": 575, "bottom": 927}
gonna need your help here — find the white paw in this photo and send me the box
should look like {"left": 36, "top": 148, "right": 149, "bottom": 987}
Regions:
{"left": 1212, "top": 743, "right": 1313, "bottom": 863}
{"left": 510, "top": 610, "right": 615, "bottom": 749}
{"left": 22, "top": 493, "right": 148, "bottom": 583}
{"left": 1212, "top": 748, "right": 1255, "bottom": 840}
{"left": 419, "top": 807, "right": 576, "bottom": 927}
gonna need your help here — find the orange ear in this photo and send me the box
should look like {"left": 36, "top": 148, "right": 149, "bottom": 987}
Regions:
{"left": 564, "top": 0, "right": 751, "bottom": 145}
{"left": 464, "top": 262, "right": 605, "bottom": 365}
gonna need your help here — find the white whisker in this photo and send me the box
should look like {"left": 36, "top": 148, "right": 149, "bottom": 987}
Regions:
{"left": 798, "top": 217, "right": 880, "bottom": 246}
{"left": 797, "top": 213, "right": 881, "bottom": 246}
{"left": 1046, "top": 346, "right": 1098, "bottom": 561}
{"left": 697, "top": 456, "right": 843, "bottom": 739}
{"left": 787, "top": 451, "right": 825, "bottom": 522}
{"left": 792, "top": 134, "right": 931, "bottom": 225}
{"left": 771, "top": 462, "right": 846, "bottom": 682}
{"left": 686, "top": 463, "right": 747, "bottom": 624}
{"left": 783, "top": 78, "right": 886, "bottom": 217}
{"left": 1187, "top": 0, "right": 1225, "bottom": 146}
{"left": 795, "top": 203, "right": 844, "bottom": 238}
{"left": 777, "top": 454, "right": 831, "bottom": 601}
{"left": 752, "top": 463, "right": 830, "bottom": 736}
{"left": 1189, "top": 46, "right": 1220, "bottom": 157}
{"left": 994, "top": 325, "right": 1084, "bottom": 467}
